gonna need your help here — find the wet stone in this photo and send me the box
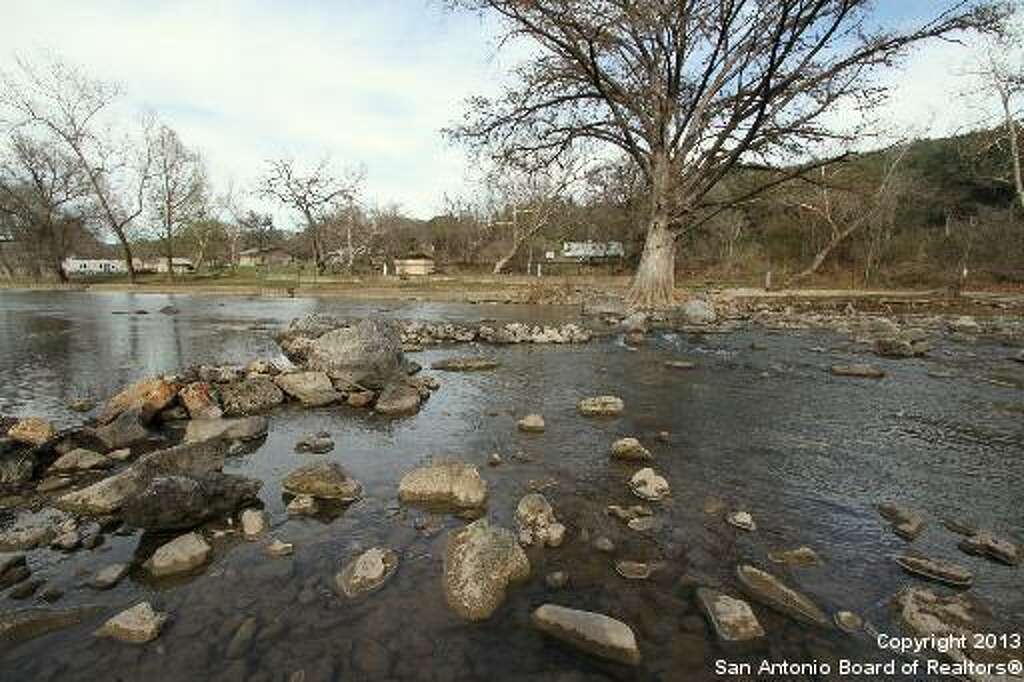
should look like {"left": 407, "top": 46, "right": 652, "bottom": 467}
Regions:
{"left": 727, "top": 511, "right": 756, "bottom": 531}
{"left": 517, "top": 414, "right": 545, "bottom": 433}
{"left": 90, "top": 563, "right": 131, "bottom": 590}
{"left": 531, "top": 604, "right": 640, "bottom": 666}
{"left": 94, "top": 602, "right": 168, "bottom": 644}
{"left": 696, "top": 588, "right": 765, "bottom": 644}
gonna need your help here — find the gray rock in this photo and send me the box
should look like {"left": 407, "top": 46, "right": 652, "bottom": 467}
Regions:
{"left": 220, "top": 377, "right": 284, "bottom": 416}
{"left": 0, "top": 606, "right": 101, "bottom": 649}
{"left": 630, "top": 467, "right": 670, "bottom": 501}
{"left": 767, "top": 547, "right": 821, "bottom": 567}
{"left": 830, "top": 364, "right": 885, "bottom": 379}
{"left": 0, "top": 442, "right": 35, "bottom": 484}
{"left": 122, "top": 473, "right": 262, "bottom": 531}
{"left": 274, "top": 371, "right": 341, "bottom": 407}
{"left": 577, "top": 395, "right": 624, "bottom": 416}
{"left": 444, "top": 519, "right": 530, "bottom": 621}
{"left": 736, "top": 565, "right": 829, "bottom": 628}
{"left": 183, "top": 416, "right": 268, "bottom": 444}
{"left": 878, "top": 502, "right": 926, "bottom": 540}
{"left": 373, "top": 380, "right": 422, "bottom": 416}
{"left": 94, "top": 602, "right": 168, "bottom": 643}
{"left": 431, "top": 357, "right": 500, "bottom": 372}
{"left": 304, "top": 319, "right": 404, "bottom": 390}
{"left": 226, "top": 616, "right": 257, "bottom": 658}
{"left": 398, "top": 461, "right": 487, "bottom": 510}
{"left": 958, "top": 531, "right": 1021, "bottom": 566}
{"left": 240, "top": 508, "right": 268, "bottom": 539}
{"left": 531, "top": 604, "right": 641, "bottom": 666}
{"left": 90, "top": 563, "right": 131, "bottom": 590}
{"left": 335, "top": 547, "right": 399, "bottom": 598}
{"left": 49, "top": 448, "right": 111, "bottom": 473}
{"left": 282, "top": 462, "right": 362, "bottom": 502}
{"left": 94, "top": 408, "right": 152, "bottom": 450}
{"left": 696, "top": 588, "right": 765, "bottom": 644}
{"left": 894, "top": 555, "right": 973, "bottom": 587}
{"left": 144, "top": 532, "right": 211, "bottom": 577}
{"left": 294, "top": 432, "right": 334, "bottom": 454}
{"left": 681, "top": 299, "right": 717, "bottom": 325}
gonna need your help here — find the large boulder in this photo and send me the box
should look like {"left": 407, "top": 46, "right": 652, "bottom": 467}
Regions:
{"left": 220, "top": 377, "right": 284, "bottom": 416}
{"left": 274, "top": 371, "right": 341, "bottom": 407}
{"left": 7, "top": 417, "right": 56, "bottom": 447}
{"left": 398, "top": 461, "right": 487, "bottom": 509}
{"left": 304, "top": 319, "right": 404, "bottom": 389}
{"left": 143, "top": 532, "right": 211, "bottom": 577}
{"left": 444, "top": 519, "right": 530, "bottom": 621}
{"left": 183, "top": 416, "right": 269, "bottom": 445}
{"left": 178, "top": 382, "right": 223, "bottom": 420}
{"left": 121, "top": 473, "right": 262, "bottom": 531}
{"left": 282, "top": 462, "right": 363, "bottom": 502}
{"left": 531, "top": 604, "right": 641, "bottom": 666}
{"left": 98, "top": 377, "right": 179, "bottom": 425}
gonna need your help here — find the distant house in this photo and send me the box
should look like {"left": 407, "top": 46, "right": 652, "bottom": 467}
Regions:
{"left": 559, "top": 241, "right": 625, "bottom": 261}
{"left": 134, "top": 257, "right": 195, "bottom": 274}
{"left": 238, "top": 247, "right": 293, "bottom": 267}
{"left": 393, "top": 253, "right": 436, "bottom": 276}
{"left": 63, "top": 257, "right": 128, "bottom": 275}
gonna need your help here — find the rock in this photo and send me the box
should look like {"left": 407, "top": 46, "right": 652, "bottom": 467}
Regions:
{"left": 266, "top": 539, "right": 293, "bottom": 557}
{"left": 274, "top": 371, "right": 341, "bottom": 407}
{"left": 488, "top": 453, "right": 502, "bottom": 466}
{"left": 286, "top": 495, "right": 318, "bottom": 516}
{"left": 444, "top": 519, "right": 530, "bottom": 621}
{"left": 578, "top": 395, "right": 624, "bottom": 416}
{"left": 958, "top": 531, "right": 1020, "bottom": 566}
{"left": 696, "top": 588, "right": 765, "bottom": 644}
{"left": 282, "top": 462, "right": 363, "bottom": 502}
{"left": 0, "top": 525, "right": 55, "bottom": 552}
{"left": 630, "top": 467, "right": 670, "bottom": 501}
{"left": 303, "top": 319, "right": 405, "bottom": 389}
{"left": 681, "top": 299, "right": 717, "bottom": 325}
{"left": 834, "top": 611, "right": 863, "bottom": 633}
{"left": 736, "top": 565, "right": 829, "bottom": 628}
{"left": 39, "top": 586, "right": 62, "bottom": 603}
{"left": 875, "top": 336, "right": 929, "bottom": 358}
{"left": 183, "top": 416, "right": 268, "bottom": 444}
{"left": 226, "top": 616, "right": 257, "bottom": 659}
{"left": 610, "top": 437, "right": 652, "bottom": 462}
{"left": 7, "top": 417, "right": 56, "bottom": 447}
{"left": 531, "top": 604, "right": 641, "bottom": 666}
{"left": 122, "top": 473, "right": 262, "bottom": 531}
{"left": 0, "top": 556, "right": 29, "bottom": 589}
{"left": 373, "top": 380, "right": 422, "bottom": 416}
{"left": 346, "top": 391, "right": 375, "bottom": 408}
{"left": 1013, "top": 349, "right": 1024, "bottom": 364}
{"left": 0, "top": 607, "right": 101, "bottom": 648}
{"left": 49, "top": 448, "right": 111, "bottom": 473}
{"left": 398, "top": 461, "right": 487, "bottom": 509}
{"left": 894, "top": 555, "right": 973, "bottom": 588}
{"left": 68, "top": 398, "right": 95, "bottom": 413}
{"left": 624, "top": 330, "right": 646, "bottom": 346}
{"left": 220, "top": 377, "right": 284, "bottom": 416}
{"left": 336, "top": 547, "right": 399, "bottom": 598}
{"left": 546, "top": 571, "right": 568, "bottom": 589}
{"left": 107, "top": 448, "right": 132, "bottom": 462}
{"left": 294, "top": 432, "right": 334, "bottom": 454}
{"left": 197, "top": 365, "right": 244, "bottom": 384}
{"left": 942, "top": 518, "right": 979, "bottom": 537}
{"left": 615, "top": 560, "right": 652, "bottom": 580}
{"left": 240, "top": 508, "right": 268, "bottom": 539}
{"left": 768, "top": 547, "right": 821, "bottom": 567}
{"left": 431, "top": 357, "right": 500, "bottom": 371}
{"left": 515, "top": 493, "right": 565, "bottom": 548}
{"left": 159, "top": 305, "right": 179, "bottom": 315}
{"left": 90, "top": 563, "right": 131, "bottom": 590}
{"left": 627, "top": 516, "right": 659, "bottom": 532}
{"left": 7, "top": 580, "right": 42, "bottom": 601}
{"left": 94, "top": 408, "right": 152, "bottom": 450}
{"left": 143, "top": 532, "right": 212, "bottom": 577}
{"left": 948, "top": 316, "right": 981, "bottom": 334}
{"left": 0, "top": 444, "right": 36, "bottom": 485}
{"left": 878, "top": 502, "right": 926, "bottom": 540}
{"left": 51, "top": 530, "right": 80, "bottom": 551}
{"left": 727, "top": 511, "right": 756, "bottom": 532}
{"left": 664, "top": 360, "right": 696, "bottom": 370}
{"left": 98, "top": 377, "right": 178, "bottom": 425}
{"left": 593, "top": 536, "right": 615, "bottom": 553}
{"left": 830, "top": 364, "right": 885, "bottom": 379}
{"left": 517, "top": 414, "right": 545, "bottom": 433}
{"left": 178, "top": 382, "right": 223, "bottom": 419}
{"left": 621, "top": 312, "right": 648, "bottom": 333}
{"left": 94, "top": 602, "right": 168, "bottom": 643}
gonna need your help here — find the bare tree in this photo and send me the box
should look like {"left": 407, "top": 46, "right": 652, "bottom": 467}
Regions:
{"left": 447, "top": 1, "right": 1006, "bottom": 306}
{"left": 257, "top": 157, "right": 363, "bottom": 273}
{"left": 0, "top": 54, "right": 153, "bottom": 282}
{"left": 148, "top": 124, "right": 208, "bottom": 278}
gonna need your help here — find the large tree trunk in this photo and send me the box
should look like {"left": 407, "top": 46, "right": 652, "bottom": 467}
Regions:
{"left": 628, "top": 153, "right": 676, "bottom": 308}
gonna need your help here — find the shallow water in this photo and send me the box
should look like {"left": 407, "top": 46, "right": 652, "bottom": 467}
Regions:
{"left": 1, "top": 290, "right": 1022, "bottom": 681}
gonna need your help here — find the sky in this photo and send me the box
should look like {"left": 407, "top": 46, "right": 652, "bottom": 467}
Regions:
{"left": 0, "top": 1, "right": 1008, "bottom": 227}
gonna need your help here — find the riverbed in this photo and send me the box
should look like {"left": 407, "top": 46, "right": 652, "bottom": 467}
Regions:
{"left": 1, "top": 290, "right": 1022, "bottom": 681}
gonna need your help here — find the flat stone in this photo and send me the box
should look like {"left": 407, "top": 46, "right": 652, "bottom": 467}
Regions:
{"left": 274, "top": 371, "right": 341, "bottom": 407}
{"left": 8, "top": 417, "right": 56, "bottom": 446}
{"left": 143, "top": 532, "right": 212, "bottom": 577}
{"left": 265, "top": 539, "right": 294, "bottom": 557}
{"left": 94, "top": 602, "right": 168, "bottom": 644}
{"left": 577, "top": 395, "right": 624, "bottom": 417}
{"left": 830, "top": 364, "right": 885, "bottom": 378}
{"left": 877, "top": 502, "right": 926, "bottom": 540}
{"left": 373, "top": 381, "right": 422, "bottom": 416}
{"left": 282, "top": 462, "right": 362, "bottom": 502}
{"left": 664, "top": 360, "right": 697, "bottom": 370}
{"left": 610, "top": 438, "right": 652, "bottom": 462}
{"left": 834, "top": 611, "right": 863, "bottom": 633}
{"left": 531, "top": 604, "right": 640, "bottom": 666}
{"left": 696, "top": 588, "right": 765, "bottom": 643}
{"left": 37, "top": 477, "right": 73, "bottom": 493}
{"left": 0, "top": 607, "right": 101, "bottom": 647}
{"left": 183, "top": 416, "right": 269, "bottom": 444}
{"left": 336, "top": 547, "right": 399, "bottom": 598}
{"left": 615, "top": 560, "right": 652, "bottom": 580}
{"left": 431, "top": 357, "right": 500, "bottom": 371}
{"left": 767, "top": 547, "right": 821, "bottom": 567}
{"left": 630, "top": 467, "right": 670, "bottom": 501}
{"left": 517, "top": 414, "right": 545, "bottom": 433}
{"left": 958, "top": 531, "right": 1020, "bottom": 566}
{"left": 736, "top": 565, "right": 829, "bottom": 628}
{"left": 294, "top": 433, "right": 334, "bottom": 454}
{"left": 49, "top": 449, "right": 111, "bottom": 473}
{"left": 895, "top": 555, "right": 973, "bottom": 587}
{"left": 444, "top": 519, "right": 530, "bottom": 621}
{"left": 398, "top": 461, "right": 487, "bottom": 509}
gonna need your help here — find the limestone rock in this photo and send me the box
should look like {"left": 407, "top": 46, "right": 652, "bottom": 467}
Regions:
{"left": 958, "top": 531, "right": 1020, "bottom": 566}
{"left": 8, "top": 417, "right": 56, "bottom": 447}
{"left": 266, "top": 539, "right": 293, "bottom": 557}
{"left": 220, "top": 377, "right": 284, "bottom": 416}
{"left": 696, "top": 588, "right": 765, "bottom": 643}
{"left": 767, "top": 547, "right": 821, "bottom": 567}
{"left": 94, "top": 602, "right": 168, "bottom": 643}
{"left": 48, "top": 448, "right": 111, "bottom": 474}
{"left": 282, "top": 462, "right": 363, "bottom": 502}
{"left": 894, "top": 555, "right": 973, "bottom": 588}
{"left": 830, "top": 364, "right": 885, "bottom": 379}
{"left": 444, "top": 519, "right": 530, "bottom": 621}
{"left": 578, "top": 395, "right": 625, "bottom": 416}
{"left": 878, "top": 502, "right": 926, "bottom": 540}
{"left": 610, "top": 437, "right": 651, "bottom": 462}
{"left": 274, "top": 371, "right": 341, "bottom": 407}
{"left": 736, "top": 565, "right": 829, "bottom": 628}
{"left": 240, "top": 508, "right": 268, "bottom": 539}
{"left": 303, "top": 319, "right": 405, "bottom": 389}
{"left": 516, "top": 493, "right": 565, "bottom": 548}
{"left": 122, "top": 473, "right": 261, "bottom": 531}
{"left": 373, "top": 380, "right": 422, "bottom": 416}
{"left": 727, "top": 511, "right": 756, "bottom": 532}
{"left": 630, "top": 467, "right": 670, "bottom": 501}
{"left": 517, "top": 414, "right": 545, "bottom": 433}
{"left": 432, "top": 357, "right": 500, "bottom": 372}
{"left": 143, "top": 532, "right": 211, "bottom": 577}
{"left": 94, "top": 409, "right": 152, "bottom": 450}
{"left": 98, "top": 377, "right": 178, "bottom": 425}
{"left": 89, "top": 563, "right": 131, "bottom": 590}
{"left": 531, "top": 604, "right": 641, "bottom": 666}
{"left": 398, "top": 461, "right": 487, "bottom": 510}
{"left": 178, "top": 382, "right": 223, "bottom": 420}
{"left": 183, "top": 416, "right": 268, "bottom": 444}
{"left": 286, "top": 494, "right": 318, "bottom": 516}
{"left": 294, "top": 432, "right": 334, "bottom": 454}
{"left": 336, "top": 547, "right": 399, "bottom": 598}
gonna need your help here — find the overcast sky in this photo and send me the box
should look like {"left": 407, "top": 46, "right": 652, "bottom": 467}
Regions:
{"left": 1, "top": 1, "right": 1003, "bottom": 226}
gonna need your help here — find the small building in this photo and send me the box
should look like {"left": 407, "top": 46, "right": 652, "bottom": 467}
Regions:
{"left": 393, "top": 253, "right": 436, "bottom": 276}
{"left": 559, "top": 241, "right": 625, "bottom": 261}
{"left": 63, "top": 257, "right": 128, "bottom": 275}
{"left": 134, "top": 257, "right": 195, "bottom": 274}
{"left": 239, "top": 247, "right": 293, "bottom": 268}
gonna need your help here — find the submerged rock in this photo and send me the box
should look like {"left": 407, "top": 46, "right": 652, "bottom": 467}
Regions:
{"left": 615, "top": 560, "right": 652, "bottom": 580}
{"left": 274, "top": 371, "right": 341, "bottom": 407}
{"left": 517, "top": 414, "right": 546, "bottom": 433}
{"left": 727, "top": 511, "right": 756, "bottom": 532}
{"left": 736, "top": 565, "right": 829, "bottom": 628}
{"left": 610, "top": 438, "right": 651, "bottom": 462}
{"left": 294, "top": 432, "right": 334, "bottom": 454}
{"left": 7, "top": 417, "right": 56, "bottom": 447}
{"left": 89, "top": 563, "right": 131, "bottom": 590}
{"left": 767, "top": 547, "right": 822, "bottom": 567}
{"left": 878, "top": 502, "right": 926, "bottom": 540}
{"left": 0, "top": 606, "right": 101, "bottom": 649}
{"left": 94, "top": 602, "right": 168, "bottom": 644}
{"left": 240, "top": 508, "right": 268, "bottom": 539}
{"left": 531, "top": 604, "right": 641, "bottom": 666}
{"left": 664, "top": 360, "right": 697, "bottom": 370}
{"left": 183, "top": 416, "right": 268, "bottom": 444}
{"left": 830, "top": 364, "right": 885, "bottom": 379}
{"left": 875, "top": 336, "right": 929, "bottom": 358}
{"left": 286, "top": 494, "right": 318, "bottom": 516}
{"left": 122, "top": 473, "right": 261, "bottom": 531}
{"left": 444, "top": 519, "right": 530, "bottom": 621}
{"left": 894, "top": 555, "right": 973, "bottom": 588}
{"left": 515, "top": 493, "right": 565, "bottom": 548}
{"left": 282, "top": 462, "right": 363, "bottom": 502}
{"left": 834, "top": 611, "right": 863, "bottom": 634}
{"left": 265, "top": 539, "right": 293, "bottom": 557}
{"left": 336, "top": 547, "right": 398, "bottom": 598}
{"left": 431, "top": 357, "right": 500, "bottom": 372}
{"left": 398, "top": 461, "right": 487, "bottom": 510}
{"left": 578, "top": 395, "right": 624, "bottom": 417}
{"left": 696, "top": 588, "right": 765, "bottom": 644}
{"left": 220, "top": 377, "right": 285, "bottom": 416}
{"left": 630, "top": 467, "right": 670, "bottom": 502}
{"left": 958, "top": 531, "right": 1020, "bottom": 566}
{"left": 144, "top": 532, "right": 211, "bottom": 577}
